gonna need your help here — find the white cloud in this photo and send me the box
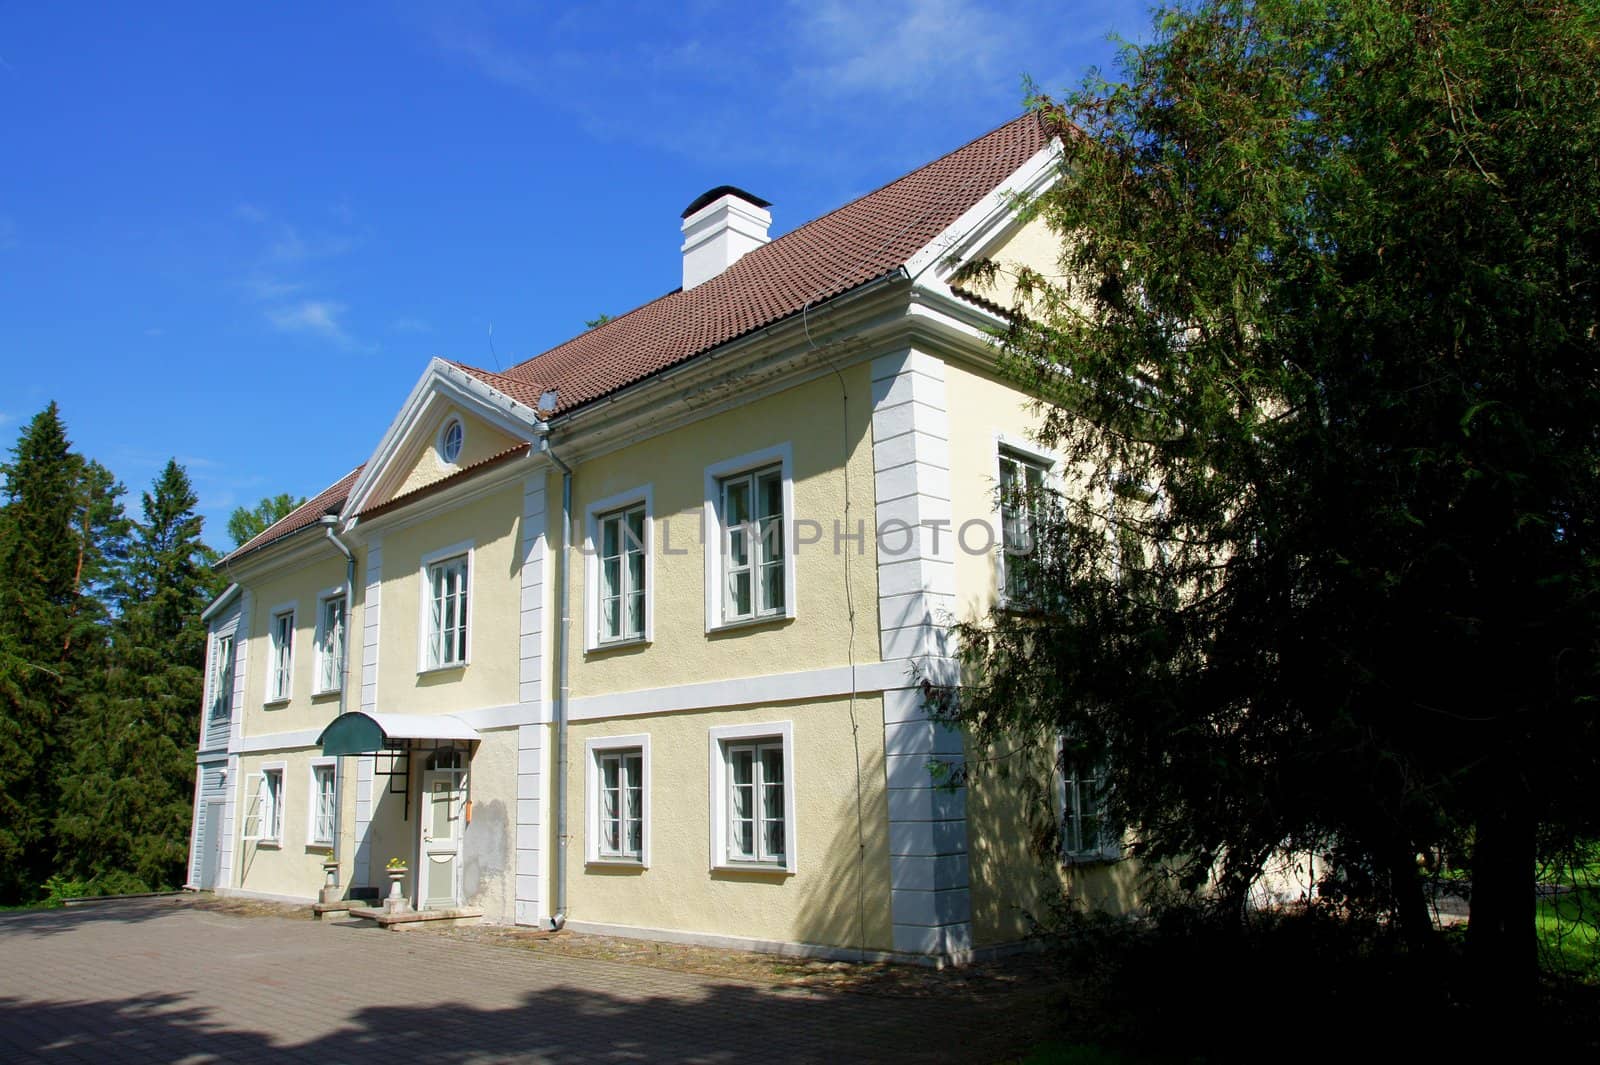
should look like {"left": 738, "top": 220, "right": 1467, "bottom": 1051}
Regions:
{"left": 267, "top": 300, "right": 352, "bottom": 344}
{"left": 240, "top": 276, "right": 304, "bottom": 302}
{"left": 789, "top": 0, "right": 1010, "bottom": 99}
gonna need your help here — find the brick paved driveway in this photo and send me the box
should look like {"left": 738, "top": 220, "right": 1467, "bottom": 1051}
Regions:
{"left": 0, "top": 898, "right": 1032, "bottom": 1063}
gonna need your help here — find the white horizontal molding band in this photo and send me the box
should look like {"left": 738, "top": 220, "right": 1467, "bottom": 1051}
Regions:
{"left": 232, "top": 701, "right": 543, "bottom": 754}
{"left": 567, "top": 659, "right": 927, "bottom": 721}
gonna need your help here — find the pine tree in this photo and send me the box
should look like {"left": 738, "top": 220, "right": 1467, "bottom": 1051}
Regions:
{"left": 57, "top": 460, "right": 221, "bottom": 889}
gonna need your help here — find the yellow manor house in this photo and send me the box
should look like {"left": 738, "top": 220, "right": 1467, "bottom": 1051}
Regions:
{"left": 187, "top": 114, "right": 1133, "bottom": 963}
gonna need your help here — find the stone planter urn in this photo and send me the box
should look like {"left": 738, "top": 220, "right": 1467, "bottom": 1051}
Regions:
{"left": 385, "top": 866, "right": 409, "bottom": 913}
{"left": 319, "top": 859, "right": 341, "bottom": 905}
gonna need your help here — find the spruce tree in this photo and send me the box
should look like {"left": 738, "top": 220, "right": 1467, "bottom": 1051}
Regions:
{"left": 0, "top": 404, "right": 89, "bottom": 901}
{"left": 57, "top": 460, "right": 220, "bottom": 889}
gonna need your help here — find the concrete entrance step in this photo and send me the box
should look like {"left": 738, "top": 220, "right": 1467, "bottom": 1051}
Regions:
{"left": 343, "top": 904, "right": 484, "bottom": 930}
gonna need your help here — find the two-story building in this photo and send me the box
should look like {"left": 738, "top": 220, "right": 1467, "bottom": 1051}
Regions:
{"left": 186, "top": 112, "right": 1138, "bottom": 964}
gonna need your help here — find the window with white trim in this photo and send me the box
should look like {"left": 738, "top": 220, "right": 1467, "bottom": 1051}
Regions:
{"left": 708, "top": 722, "right": 795, "bottom": 872}
{"left": 718, "top": 465, "right": 784, "bottom": 623}
{"left": 242, "top": 766, "right": 285, "bottom": 844}
{"left": 314, "top": 594, "right": 346, "bottom": 694}
{"left": 309, "top": 761, "right": 336, "bottom": 846}
{"left": 597, "top": 504, "right": 646, "bottom": 644}
{"left": 999, "top": 448, "right": 1050, "bottom": 604}
{"left": 208, "top": 632, "right": 235, "bottom": 723}
{"left": 439, "top": 417, "right": 464, "bottom": 464}
{"left": 585, "top": 734, "right": 650, "bottom": 866}
{"left": 425, "top": 554, "right": 469, "bottom": 669}
{"left": 268, "top": 610, "right": 294, "bottom": 702}
{"left": 1060, "top": 759, "right": 1119, "bottom": 862}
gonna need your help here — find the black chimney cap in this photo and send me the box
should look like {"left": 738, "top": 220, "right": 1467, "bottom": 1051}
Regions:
{"left": 680, "top": 185, "right": 772, "bottom": 219}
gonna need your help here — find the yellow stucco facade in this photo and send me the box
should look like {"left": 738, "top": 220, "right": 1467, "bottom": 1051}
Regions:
{"left": 193, "top": 131, "right": 1145, "bottom": 961}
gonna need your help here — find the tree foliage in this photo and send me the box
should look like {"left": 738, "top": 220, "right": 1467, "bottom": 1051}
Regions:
{"left": 938, "top": 0, "right": 1600, "bottom": 998}
{"left": 57, "top": 461, "right": 222, "bottom": 889}
{"left": 0, "top": 405, "right": 224, "bottom": 901}
{"left": 227, "top": 492, "right": 302, "bottom": 549}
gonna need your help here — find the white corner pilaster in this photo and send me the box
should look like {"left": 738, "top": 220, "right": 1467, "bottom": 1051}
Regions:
{"left": 515, "top": 723, "right": 546, "bottom": 926}
{"left": 870, "top": 348, "right": 972, "bottom": 960}
{"left": 360, "top": 538, "right": 383, "bottom": 714}
{"left": 353, "top": 754, "right": 375, "bottom": 888}
{"left": 515, "top": 471, "right": 549, "bottom": 926}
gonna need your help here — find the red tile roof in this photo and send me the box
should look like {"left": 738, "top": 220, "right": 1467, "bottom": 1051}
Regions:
{"left": 457, "top": 112, "right": 1051, "bottom": 415}
{"left": 224, "top": 114, "right": 1052, "bottom": 563}
{"left": 220, "top": 465, "right": 365, "bottom": 566}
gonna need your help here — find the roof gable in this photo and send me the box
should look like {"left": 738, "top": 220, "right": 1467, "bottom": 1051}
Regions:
{"left": 339, "top": 358, "right": 544, "bottom": 521}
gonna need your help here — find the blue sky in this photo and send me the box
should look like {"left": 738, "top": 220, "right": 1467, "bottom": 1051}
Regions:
{"left": 0, "top": 1, "right": 1150, "bottom": 545}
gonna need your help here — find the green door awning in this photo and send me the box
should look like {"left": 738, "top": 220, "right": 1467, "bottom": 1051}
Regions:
{"left": 316, "top": 711, "right": 480, "bottom": 756}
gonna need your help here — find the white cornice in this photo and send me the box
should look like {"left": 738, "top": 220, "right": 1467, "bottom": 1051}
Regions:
{"left": 341, "top": 358, "right": 543, "bottom": 521}
{"left": 903, "top": 141, "right": 1064, "bottom": 284}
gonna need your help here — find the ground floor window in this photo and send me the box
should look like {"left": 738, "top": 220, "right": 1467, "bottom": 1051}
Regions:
{"left": 708, "top": 722, "right": 795, "bottom": 873}
{"left": 585, "top": 735, "right": 650, "bottom": 865}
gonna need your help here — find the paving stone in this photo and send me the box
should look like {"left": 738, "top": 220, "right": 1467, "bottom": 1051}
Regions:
{"left": 0, "top": 897, "right": 1042, "bottom": 1063}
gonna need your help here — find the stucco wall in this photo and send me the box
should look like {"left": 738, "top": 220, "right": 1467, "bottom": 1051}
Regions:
{"left": 373, "top": 482, "right": 523, "bottom": 715}
{"left": 240, "top": 555, "right": 353, "bottom": 738}
{"left": 565, "top": 693, "right": 893, "bottom": 953}
{"left": 232, "top": 748, "right": 352, "bottom": 901}
{"left": 392, "top": 406, "right": 524, "bottom": 500}
{"left": 565, "top": 362, "right": 880, "bottom": 699}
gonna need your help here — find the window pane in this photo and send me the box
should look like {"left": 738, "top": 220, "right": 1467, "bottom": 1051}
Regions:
{"left": 626, "top": 551, "right": 645, "bottom": 598}
{"left": 602, "top": 517, "right": 619, "bottom": 560}
{"left": 761, "top": 562, "right": 784, "bottom": 613}
{"left": 602, "top": 556, "right": 621, "bottom": 603}
{"left": 603, "top": 597, "right": 620, "bottom": 639}
{"left": 724, "top": 477, "right": 750, "bottom": 525}
{"left": 627, "top": 591, "right": 644, "bottom": 637}
{"left": 625, "top": 508, "right": 645, "bottom": 551}
{"left": 730, "top": 571, "right": 751, "bottom": 617}
{"left": 757, "top": 470, "right": 782, "bottom": 520}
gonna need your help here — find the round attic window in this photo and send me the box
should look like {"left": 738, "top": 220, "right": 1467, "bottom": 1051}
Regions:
{"left": 439, "top": 418, "right": 464, "bottom": 464}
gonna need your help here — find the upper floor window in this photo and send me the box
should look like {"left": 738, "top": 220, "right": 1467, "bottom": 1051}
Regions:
{"left": 589, "top": 496, "right": 649, "bottom": 646}
{"left": 439, "top": 417, "right": 464, "bottom": 464}
{"left": 424, "top": 553, "right": 470, "bottom": 670}
{"left": 208, "top": 632, "right": 235, "bottom": 724}
{"left": 314, "top": 593, "right": 346, "bottom": 695}
{"left": 268, "top": 609, "right": 294, "bottom": 702}
{"left": 703, "top": 445, "right": 795, "bottom": 632}
{"left": 999, "top": 447, "right": 1051, "bottom": 604}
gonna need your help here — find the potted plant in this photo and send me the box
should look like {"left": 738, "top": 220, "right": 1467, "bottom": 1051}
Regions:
{"left": 385, "top": 857, "right": 409, "bottom": 906}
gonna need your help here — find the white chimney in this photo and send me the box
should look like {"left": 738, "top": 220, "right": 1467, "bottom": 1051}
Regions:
{"left": 680, "top": 186, "right": 772, "bottom": 289}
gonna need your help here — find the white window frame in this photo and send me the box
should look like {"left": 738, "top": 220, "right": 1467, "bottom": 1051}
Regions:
{"left": 583, "top": 486, "right": 654, "bottom": 651}
{"left": 707, "top": 721, "right": 796, "bottom": 874}
{"left": 1056, "top": 738, "right": 1120, "bottom": 863}
{"left": 266, "top": 604, "right": 296, "bottom": 704}
{"left": 312, "top": 589, "right": 347, "bottom": 696}
{"left": 417, "top": 541, "right": 474, "bottom": 673}
{"left": 583, "top": 733, "right": 651, "bottom": 866}
{"left": 307, "top": 758, "right": 337, "bottom": 847}
{"left": 703, "top": 444, "right": 796, "bottom": 633}
{"left": 242, "top": 761, "right": 287, "bottom": 845}
{"left": 438, "top": 415, "right": 465, "bottom": 464}
{"left": 993, "top": 433, "right": 1062, "bottom": 609}
{"left": 206, "top": 624, "right": 238, "bottom": 725}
